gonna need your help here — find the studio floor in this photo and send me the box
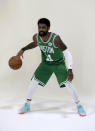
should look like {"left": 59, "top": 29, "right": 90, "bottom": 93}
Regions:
{"left": 0, "top": 93, "right": 95, "bottom": 131}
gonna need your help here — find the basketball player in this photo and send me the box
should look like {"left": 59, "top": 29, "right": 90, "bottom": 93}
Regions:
{"left": 17, "top": 18, "right": 86, "bottom": 116}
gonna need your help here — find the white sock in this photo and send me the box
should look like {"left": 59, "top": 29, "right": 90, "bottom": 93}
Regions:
{"left": 64, "top": 81, "right": 80, "bottom": 105}
{"left": 26, "top": 99, "right": 31, "bottom": 104}
{"left": 26, "top": 77, "right": 39, "bottom": 103}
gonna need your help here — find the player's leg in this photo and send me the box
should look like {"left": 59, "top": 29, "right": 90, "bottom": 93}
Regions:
{"left": 18, "top": 77, "right": 39, "bottom": 114}
{"left": 27, "top": 77, "right": 39, "bottom": 101}
{"left": 54, "top": 61, "right": 86, "bottom": 116}
{"left": 64, "top": 80, "right": 80, "bottom": 104}
{"left": 33, "top": 62, "right": 53, "bottom": 87}
{"left": 64, "top": 81, "right": 86, "bottom": 116}
{"left": 18, "top": 62, "right": 53, "bottom": 114}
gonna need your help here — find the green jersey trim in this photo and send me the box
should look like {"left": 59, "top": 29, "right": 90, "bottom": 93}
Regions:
{"left": 59, "top": 79, "right": 68, "bottom": 87}
{"left": 52, "top": 34, "right": 58, "bottom": 48}
{"left": 34, "top": 75, "right": 45, "bottom": 86}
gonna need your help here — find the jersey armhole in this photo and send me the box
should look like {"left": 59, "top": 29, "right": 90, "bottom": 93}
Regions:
{"left": 53, "top": 35, "right": 58, "bottom": 48}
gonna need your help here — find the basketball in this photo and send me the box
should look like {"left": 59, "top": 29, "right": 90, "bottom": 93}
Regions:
{"left": 8, "top": 56, "right": 22, "bottom": 70}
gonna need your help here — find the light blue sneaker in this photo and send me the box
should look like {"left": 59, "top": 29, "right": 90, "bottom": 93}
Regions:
{"left": 77, "top": 104, "right": 86, "bottom": 117}
{"left": 18, "top": 103, "right": 30, "bottom": 114}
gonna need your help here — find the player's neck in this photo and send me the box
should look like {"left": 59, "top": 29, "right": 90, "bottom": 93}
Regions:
{"left": 41, "top": 32, "right": 51, "bottom": 42}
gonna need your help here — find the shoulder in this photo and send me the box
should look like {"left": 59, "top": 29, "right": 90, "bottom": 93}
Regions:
{"left": 53, "top": 34, "right": 67, "bottom": 50}
{"left": 33, "top": 33, "right": 37, "bottom": 41}
{"left": 51, "top": 32, "right": 61, "bottom": 41}
{"left": 53, "top": 34, "right": 61, "bottom": 47}
{"left": 52, "top": 32, "right": 57, "bottom": 37}
{"left": 54, "top": 35, "right": 61, "bottom": 41}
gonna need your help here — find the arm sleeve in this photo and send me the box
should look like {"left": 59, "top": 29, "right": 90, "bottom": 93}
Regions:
{"left": 63, "top": 49, "right": 73, "bottom": 69}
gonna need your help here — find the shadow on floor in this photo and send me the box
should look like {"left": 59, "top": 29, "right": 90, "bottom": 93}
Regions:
{"left": 0, "top": 99, "right": 95, "bottom": 117}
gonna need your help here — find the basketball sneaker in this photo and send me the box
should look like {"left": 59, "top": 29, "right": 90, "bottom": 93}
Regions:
{"left": 18, "top": 103, "right": 30, "bottom": 114}
{"left": 77, "top": 104, "right": 86, "bottom": 117}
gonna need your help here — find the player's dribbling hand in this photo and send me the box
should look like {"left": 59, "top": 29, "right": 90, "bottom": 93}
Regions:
{"left": 67, "top": 69, "right": 74, "bottom": 82}
{"left": 16, "top": 49, "right": 24, "bottom": 59}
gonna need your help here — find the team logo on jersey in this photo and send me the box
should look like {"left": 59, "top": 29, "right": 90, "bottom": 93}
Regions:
{"left": 48, "top": 42, "right": 52, "bottom": 46}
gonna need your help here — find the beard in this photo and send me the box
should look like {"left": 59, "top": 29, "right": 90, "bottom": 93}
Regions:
{"left": 39, "top": 31, "right": 48, "bottom": 37}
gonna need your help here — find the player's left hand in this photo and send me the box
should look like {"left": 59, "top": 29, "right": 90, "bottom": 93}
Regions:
{"left": 67, "top": 69, "right": 74, "bottom": 82}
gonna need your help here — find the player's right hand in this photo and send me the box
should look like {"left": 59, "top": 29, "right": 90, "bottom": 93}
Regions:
{"left": 16, "top": 49, "right": 24, "bottom": 58}
{"left": 67, "top": 69, "right": 74, "bottom": 82}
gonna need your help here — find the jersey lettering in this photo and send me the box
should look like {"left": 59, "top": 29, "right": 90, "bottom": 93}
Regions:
{"left": 40, "top": 46, "right": 54, "bottom": 54}
{"left": 46, "top": 54, "right": 53, "bottom": 61}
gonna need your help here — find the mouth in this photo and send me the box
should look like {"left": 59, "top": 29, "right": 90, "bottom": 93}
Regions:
{"left": 39, "top": 31, "right": 47, "bottom": 36}
{"left": 39, "top": 31, "right": 44, "bottom": 34}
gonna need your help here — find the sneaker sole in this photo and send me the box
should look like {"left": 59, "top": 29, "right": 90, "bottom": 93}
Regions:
{"left": 78, "top": 112, "right": 86, "bottom": 117}
{"left": 19, "top": 112, "right": 25, "bottom": 114}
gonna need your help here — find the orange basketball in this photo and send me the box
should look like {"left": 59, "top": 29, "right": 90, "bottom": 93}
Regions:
{"left": 8, "top": 56, "right": 22, "bottom": 70}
